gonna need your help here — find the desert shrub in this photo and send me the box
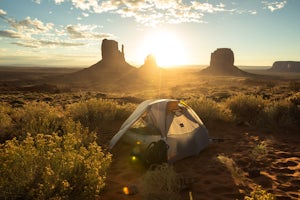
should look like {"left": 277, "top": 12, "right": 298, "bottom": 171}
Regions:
{"left": 0, "top": 103, "right": 13, "bottom": 142}
{"left": 258, "top": 99, "right": 300, "bottom": 131}
{"left": 244, "top": 185, "right": 276, "bottom": 200}
{"left": 186, "top": 97, "right": 232, "bottom": 127}
{"left": 67, "top": 99, "right": 135, "bottom": 132}
{"left": 0, "top": 103, "right": 12, "bottom": 129}
{"left": 115, "top": 102, "right": 136, "bottom": 120}
{"left": 140, "top": 164, "right": 181, "bottom": 200}
{"left": 10, "top": 101, "right": 81, "bottom": 140}
{"left": 226, "top": 94, "right": 266, "bottom": 125}
{"left": 288, "top": 92, "right": 300, "bottom": 106}
{"left": 0, "top": 133, "right": 112, "bottom": 200}
{"left": 288, "top": 81, "right": 300, "bottom": 91}
{"left": 250, "top": 141, "right": 268, "bottom": 161}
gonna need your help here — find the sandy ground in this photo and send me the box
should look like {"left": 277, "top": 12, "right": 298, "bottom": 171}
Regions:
{"left": 100, "top": 125, "right": 300, "bottom": 200}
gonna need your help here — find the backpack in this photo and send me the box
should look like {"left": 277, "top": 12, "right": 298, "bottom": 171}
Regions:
{"left": 143, "top": 139, "right": 169, "bottom": 167}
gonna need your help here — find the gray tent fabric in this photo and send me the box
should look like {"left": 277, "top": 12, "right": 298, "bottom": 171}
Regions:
{"left": 109, "top": 99, "right": 210, "bottom": 162}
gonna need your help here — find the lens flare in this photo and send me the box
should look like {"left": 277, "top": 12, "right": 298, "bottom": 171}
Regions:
{"left": 123, "top": 186, "right": 129, "bottom": 195}
{"left": 131, "top": 156, "right": 137, "bottom": 161}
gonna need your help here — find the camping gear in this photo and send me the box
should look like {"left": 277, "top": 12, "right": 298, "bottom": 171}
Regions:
{"left": 143, "top": 139, "right": 169, "bottom": 167}
{"left": 109, "top": 99, "right": 210, "bottom": 163}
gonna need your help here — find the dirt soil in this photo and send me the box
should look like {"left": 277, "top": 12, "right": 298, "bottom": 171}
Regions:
{"left": 100, "top": 125, "right": 300, "bottom": 200}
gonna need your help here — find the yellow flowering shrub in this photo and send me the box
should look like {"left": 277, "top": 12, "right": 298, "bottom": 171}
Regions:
{"left": 67, "top": 99, "right": 135, "bottom": 131}
{"left": 11, "top": 102, "right": 64, "bottom": 138}
{"left": 0, "top": 133, "right": 112, "bottom": 199}
{"left": 0, "top": 103, "right": 13, "bottom": 142}
{"left": 244, "top": 186, "right": 276, "bottom": 200}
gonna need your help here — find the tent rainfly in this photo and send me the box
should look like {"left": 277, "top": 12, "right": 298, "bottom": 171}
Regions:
{"left": 109, "top": 99, "right": 210, "bottom": 163}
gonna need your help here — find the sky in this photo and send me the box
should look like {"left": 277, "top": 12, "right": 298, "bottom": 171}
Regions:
{"left": 0, "top": 0, "right": 299, "bottom": 68}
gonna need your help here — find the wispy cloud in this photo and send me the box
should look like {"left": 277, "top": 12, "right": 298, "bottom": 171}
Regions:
{"left": 66, "top": 24, "right": 113, "bottom": 39}
{"left": 262, "top": 0, "right": 287, "bottom": 12}
{"left": 0, "top": 9, "right": 113, "bottom": 49}
{"left": 31, "top": 0, "right": 290, "bottom": 26}
{"left": 12, "top": 40, "right": 85, "bottom": 48}
{"left": 32, "top": 0, "right": 41, "bottom": 4}
{"left": 47, "top": 0, "right": 238, "bottom": 26}
{"left": 7, "top": 17, "right": 54, "bottom": 32}
{"left": 0, "top": 30, "right": 23, "bottom": 38}
{"left": 0, "top": 9, "right": 7, "bottom": 16}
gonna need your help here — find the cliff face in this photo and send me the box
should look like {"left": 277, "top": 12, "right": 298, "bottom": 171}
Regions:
{"left": 101, "top": 39, "right": 125, "bottom": 63}
{"left": 269, "top": 61, "right": 300, "bottom": 72}
{"left": 201, "top": 48, "right": 250, "bottom": 76}
{"left": 69, "top": 39, "right": 136, "bottom": 85}
{"left": 210, "top": 48, "right": 234, "bottom": 70}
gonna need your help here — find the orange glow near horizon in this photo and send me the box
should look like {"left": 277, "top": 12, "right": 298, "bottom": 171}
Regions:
{"left": 138, "top": 31, "right": 188, "bottom": 67}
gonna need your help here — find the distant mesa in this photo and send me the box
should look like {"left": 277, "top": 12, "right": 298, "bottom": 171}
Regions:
{"left": 269, "top": 61, "right": 300, "bottom": 73}
{"left": 85, "top": 38, "right": 134, "bottom": 73}
{"left": 139, "top": 54, "right": 161, "bottom": 73}
{"left": 70, "top": 39, "right": 136, "bottom": 84}
{"left": 101, "top": 39, "right": 125, "bottom": 63}
{"left": 201, "top": 48, "right": 250, "bottom": 76}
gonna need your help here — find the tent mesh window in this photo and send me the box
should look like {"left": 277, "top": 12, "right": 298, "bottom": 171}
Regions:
{"left": 129, "top": 111, "right": 160, "bottom": 135}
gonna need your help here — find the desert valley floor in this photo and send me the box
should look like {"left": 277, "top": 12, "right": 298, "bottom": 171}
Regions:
{"left": 0, "top": 66, "right": 299, "bottom": 200}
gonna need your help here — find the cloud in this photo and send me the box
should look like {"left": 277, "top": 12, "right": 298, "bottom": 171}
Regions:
{"left": 49, "top": 0, "right": 236, "bottom": 26}
{"left": 0, "top": 9, "right": 7, "bottom": 16}
{"left": 32, "top": 0, "right": 41, "bottom": 4}
{"left": 12, "top": 39, "right": 85, "bottom": 48}
{"left": 54, "top": 0, "right": 64, "bottom": 4}
{"left": 92, "top": 33, "right": 113, "bottom": 39}
{"left": 66, "top": 24, "right": 113, "bottom": 39}
{"left": 82, "top": 12, "right": 89, "bottom": 17}
{"left": 0, "top": 30, "right": 23, "bottom": 38}
{"left": 8, "top": 17, "right": 54, "bottom": 32}
{"left": 262, "top": 0, "right": 287, "bottom": 12}
{"left": 0, "top": 9, "right": 113, "bottom": 51}
{"left": 39, "top": 40, "right": 84, "bottom": 46}
{"left": 67, "top": 25, "right": 85, "bottom": 38}
{"left": 11, "top": 41, "right": 39, "bottom": 48}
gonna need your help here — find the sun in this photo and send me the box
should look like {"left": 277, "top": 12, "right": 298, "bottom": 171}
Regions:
{"left": 138, "top": 31, "right": 187, "bottom": 67}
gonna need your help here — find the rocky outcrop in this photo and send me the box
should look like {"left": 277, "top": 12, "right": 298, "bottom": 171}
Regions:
{"left": 101, "top": 39, "right": 125, "bottom": 63}
{"left": 269, "top": 61, "right": 300, "bottom": 72}
{"left": 67, "top": 39, "right": 137, "bottom": 88}
{"left": 139, "top": 54, "right": 160, "bottom": 72}
{"left": 210, "top": 48, "right": 234, "bottom": 70}
{"left": 76, "top": 39, "right": 134, "bottom": 73}
{"left": 137, "top": 54, "right": 164, "bottom": 83}
{"left": 201, "top": 48, "right": 250, "bottom": 76}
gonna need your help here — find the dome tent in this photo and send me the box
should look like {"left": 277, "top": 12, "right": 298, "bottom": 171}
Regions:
{"left": 109, "top": 99, "right": 210, "bottom": 163}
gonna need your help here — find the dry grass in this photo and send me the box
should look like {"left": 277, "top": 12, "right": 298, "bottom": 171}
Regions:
{"left": 139, "top": 164, "right": 182, "bottom": 200}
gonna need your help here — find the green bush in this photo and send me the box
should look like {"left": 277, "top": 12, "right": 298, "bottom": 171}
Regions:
{"left": 258, "top": 100, "right": 300, "bottom": 131}
{"left": 67, "top": 99, "right": 135, "bottom": 132}
{"left": 0, "top": 133, "right": 112, "bottom": 200}
{"left": 226, "top": 94, "right": 265, "bottom": 124}
{"left": 8, "top": 101, "right": 84, "bottom": 141}
{"left": 12, "top": 101, "right": 63, "bottom": 134}
{"left": 186, "top": 97, "right": 232, "bottom": 127}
